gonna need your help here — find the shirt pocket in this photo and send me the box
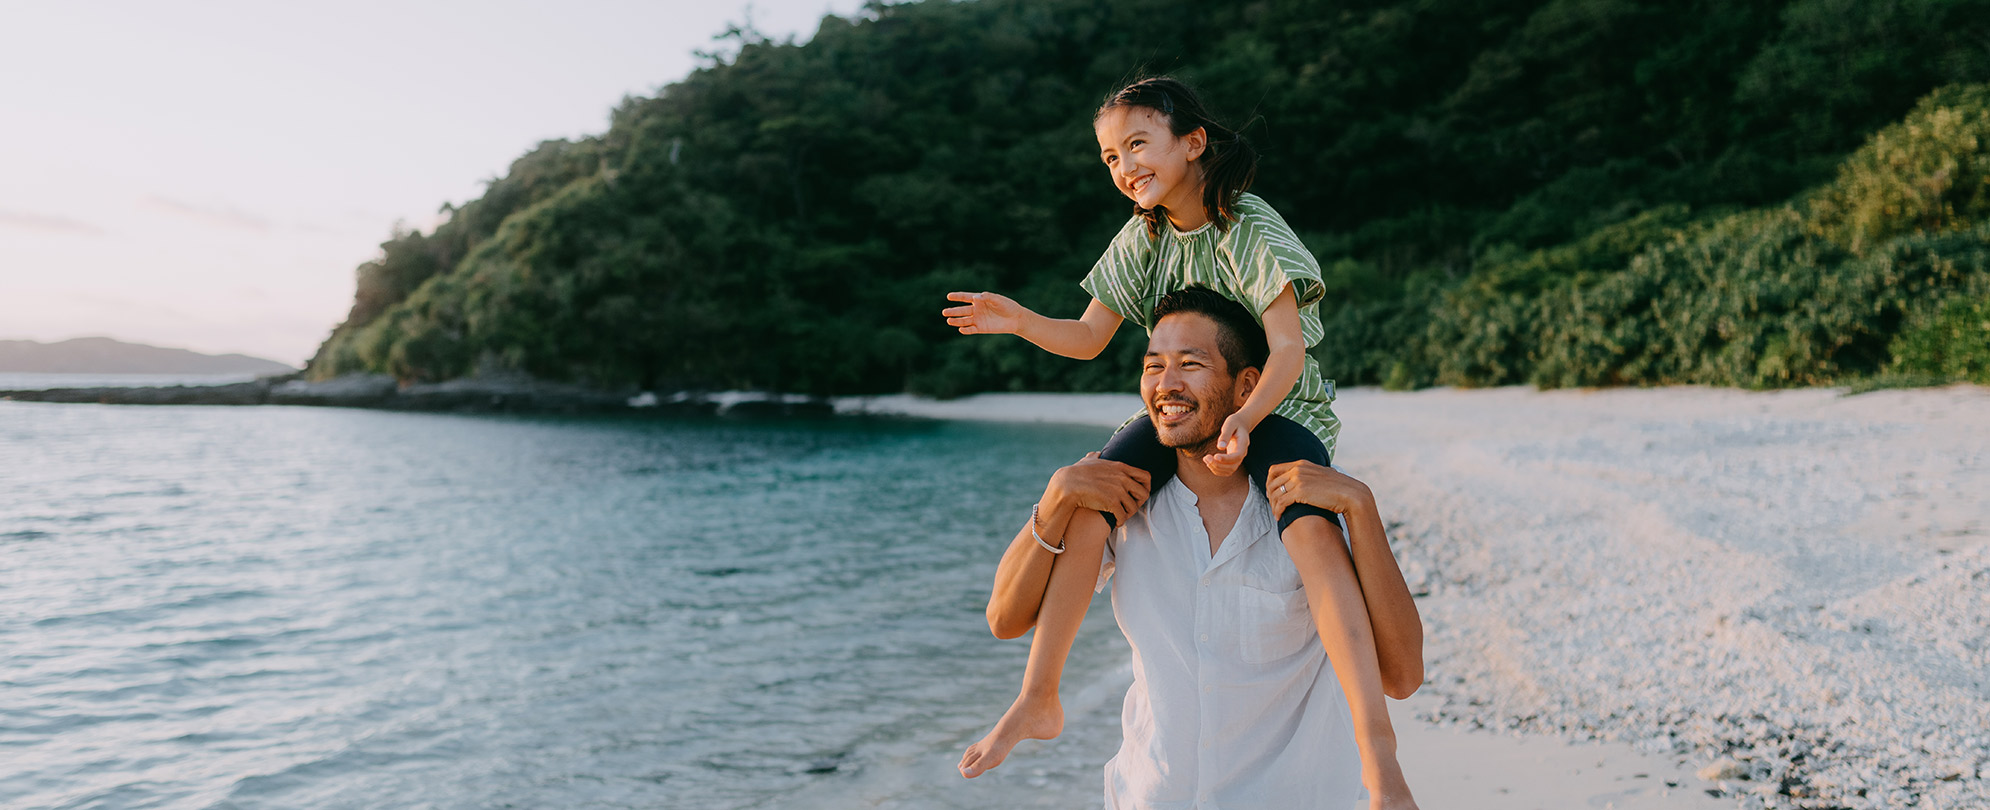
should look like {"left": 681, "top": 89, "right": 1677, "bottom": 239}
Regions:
{"left": 1236, "top": 582, "right": 1314, "bottom": 664}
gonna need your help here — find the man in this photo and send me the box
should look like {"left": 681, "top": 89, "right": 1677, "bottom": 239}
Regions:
{"left": 974, "top": 287, "right": 1424, "bottom": 809}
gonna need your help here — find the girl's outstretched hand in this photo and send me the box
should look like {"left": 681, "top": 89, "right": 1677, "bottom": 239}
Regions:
{"left": 1200, "top": 414, "right": 1251, "bottom": 476}
{"left": 944, "top": 292, "right": 1027, "bottom": 335}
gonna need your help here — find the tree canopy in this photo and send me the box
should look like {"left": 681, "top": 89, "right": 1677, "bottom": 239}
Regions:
{"left": 308, "top": 0, "right": 1990, "bottom": 393}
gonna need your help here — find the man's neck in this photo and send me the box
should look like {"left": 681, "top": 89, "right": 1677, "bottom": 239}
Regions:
{"left": 1173, "top": 448, "right": 1249, "bottom": 498}
{"left": 1174, "top": 448, "right": 1251, "bottom": 555}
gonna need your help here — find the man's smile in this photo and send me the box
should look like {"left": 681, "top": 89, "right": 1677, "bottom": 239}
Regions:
{"left": 1153, "top": 397, "right": 1195, "bottom": 425}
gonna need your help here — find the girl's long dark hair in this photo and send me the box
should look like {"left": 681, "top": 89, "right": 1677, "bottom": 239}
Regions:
{"left": 1096, "top": 76, "right": 1259, "bottom": 236}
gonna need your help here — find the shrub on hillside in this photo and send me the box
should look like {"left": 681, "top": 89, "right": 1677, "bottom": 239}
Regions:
{"left": 1420, "top": 205, "right": 1701, "bottom": 387}
{"left": 1402, "top": 84, "right": 1990, "bottom": 390}
{"left": 1808, "top": 84, "right": 1990, "bottom": 254}
{"left": 1889, "top": 276, "right": 1990, "bottom": 385}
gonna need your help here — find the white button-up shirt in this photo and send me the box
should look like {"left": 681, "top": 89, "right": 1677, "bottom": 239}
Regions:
{"left": 1095, "top": 477, "right": 1364, "bottom": 809}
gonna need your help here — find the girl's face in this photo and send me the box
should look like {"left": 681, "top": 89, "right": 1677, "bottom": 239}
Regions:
{"left": 1095, "top": 105, "right": 1207, "bottom": 219}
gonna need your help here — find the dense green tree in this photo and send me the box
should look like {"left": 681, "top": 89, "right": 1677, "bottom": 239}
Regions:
{"left": 308, "top": 0, "right": 1990, "bottom": 395}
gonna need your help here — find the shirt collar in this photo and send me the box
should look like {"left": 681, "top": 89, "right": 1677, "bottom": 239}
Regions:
{"left": 1164, "top": 477, "right": 1275, "bottom": 572}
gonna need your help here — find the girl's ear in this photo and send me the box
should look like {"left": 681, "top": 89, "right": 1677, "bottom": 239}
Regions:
{"left": 1183, "top": 126, "right": 1207, "bottom": 161}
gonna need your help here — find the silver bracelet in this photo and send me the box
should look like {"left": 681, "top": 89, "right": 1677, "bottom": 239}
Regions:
{"left": 1031, "top": 503, "right": 1065, "bottom": 555}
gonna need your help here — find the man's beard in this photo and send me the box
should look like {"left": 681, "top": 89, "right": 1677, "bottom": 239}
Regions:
{"left": 1150, "top": 388, "right": 1233, "bottom": 458}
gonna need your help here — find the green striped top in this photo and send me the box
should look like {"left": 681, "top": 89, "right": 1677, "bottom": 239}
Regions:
{"left": 1080, "top": 192, "right": 1341, "bottom": 456}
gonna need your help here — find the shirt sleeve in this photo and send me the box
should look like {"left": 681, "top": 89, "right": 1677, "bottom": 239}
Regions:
{"left": 1095, "top": 527, "right": 1117, "bottom": 594}
{"left": 1225, "top": 196, "right": 1326, "bottom": 343}
{"left": 1080, "top": 215, "right": 1158, "bottom": 331}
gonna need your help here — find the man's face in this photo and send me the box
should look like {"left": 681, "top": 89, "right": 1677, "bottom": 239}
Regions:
{"left": 1140, "top": 312, "right": 1254, "bottom": 457}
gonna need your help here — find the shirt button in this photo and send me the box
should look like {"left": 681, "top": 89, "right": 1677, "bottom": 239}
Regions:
{"left": 1202, "top": 739, "right": 1211, "bottom": 749}
{"left": 1201, "top": 577, "right": 1209, "bottom": 586}
{"left": 1199, "top": 633, "right": 1209, "bottom": 642}
{"left": 1203, "top": 684, "right": 1213, "bottom": 693}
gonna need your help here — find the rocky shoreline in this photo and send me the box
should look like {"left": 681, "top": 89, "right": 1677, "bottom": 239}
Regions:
{"left": 0, "top": 373, "right": 837, "bottom": 417}
{"left": 850, "top": 387, "right": 1989, "bottom": 810}
{"left": 1336, "top": 386, "right": 1989, "bottom": 810}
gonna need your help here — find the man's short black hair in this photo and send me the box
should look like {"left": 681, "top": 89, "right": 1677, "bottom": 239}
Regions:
{"left": 1150, "top": 286, "right": 1269, "bottom": 374}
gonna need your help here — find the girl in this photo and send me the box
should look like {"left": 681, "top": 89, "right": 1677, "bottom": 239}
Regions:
{"left": 945, "top": 77, "right": 1420, "bottom": 803}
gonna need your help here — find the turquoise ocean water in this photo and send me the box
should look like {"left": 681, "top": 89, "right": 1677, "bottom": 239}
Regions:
{"left": 1, "top": 401, "right": 1133, "bottom": 809}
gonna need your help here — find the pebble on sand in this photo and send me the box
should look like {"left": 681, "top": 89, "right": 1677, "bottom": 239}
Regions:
{"left": 1699, "top": 758, "right": 1750, "bottom": 782}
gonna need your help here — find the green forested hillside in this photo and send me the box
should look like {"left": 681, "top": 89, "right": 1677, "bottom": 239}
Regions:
{"left": 307, "top": 0, "right": 1990, "bottom": 394}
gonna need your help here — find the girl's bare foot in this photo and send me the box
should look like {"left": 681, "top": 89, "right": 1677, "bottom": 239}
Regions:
{"left": 957, "top": 693, "right": 1064, "bottom": 778}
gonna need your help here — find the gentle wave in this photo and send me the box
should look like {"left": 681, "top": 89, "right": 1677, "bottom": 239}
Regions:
{"left": 0, "top": 402, "right": 1127, "bottom": 809}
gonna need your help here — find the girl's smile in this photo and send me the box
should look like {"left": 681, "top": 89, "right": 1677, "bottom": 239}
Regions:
{"left": 1095, "top": 105, "right": 1209, "bottom": 231}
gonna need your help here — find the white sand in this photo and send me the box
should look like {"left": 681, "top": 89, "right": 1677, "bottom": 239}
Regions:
{"left": 837, "top": 385, "right": 1990, "bottom": 809}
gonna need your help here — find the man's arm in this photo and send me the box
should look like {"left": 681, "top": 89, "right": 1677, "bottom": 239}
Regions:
{"left": 984, "top": 503, "right": 1071, "bottom": 640}
{"left": 1266, "top": 461, "right": 1425, "bottom": 698}
{"left": 986, "top": 454, "right": 1150, "bottom": 638}
{"left": 1280, "top": 513, "right": 1420, "bottom": 808}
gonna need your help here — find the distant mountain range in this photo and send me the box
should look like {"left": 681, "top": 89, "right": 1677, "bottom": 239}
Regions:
{"left": 0, "top": 337, "right": 297, "bottom": 375}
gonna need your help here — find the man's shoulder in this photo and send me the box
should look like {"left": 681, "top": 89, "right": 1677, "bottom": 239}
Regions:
{"left": 1127, "top": 477, "right": 1175, "bottom": 526}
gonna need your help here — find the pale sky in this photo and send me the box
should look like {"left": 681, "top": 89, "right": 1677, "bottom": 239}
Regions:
{"left": 0, "top": 0, "right": 868, "bottom": 367}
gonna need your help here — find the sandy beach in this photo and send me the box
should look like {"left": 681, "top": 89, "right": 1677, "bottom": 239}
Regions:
{"left": 836, "top": 385, "right": 1990, "bottom": 810}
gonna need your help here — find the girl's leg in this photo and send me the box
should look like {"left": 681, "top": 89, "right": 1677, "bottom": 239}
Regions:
{"left": 958, "top": 508, "right": 1110, "bottom": 778}
{"left": 1096, "top": 415, "right": 1178, "bottom": 528}
{"left": 1252, "top": 420, "right": 1419, "bottom": 802}
{"left": 1243, "top": 414, "right": 1340, "bottom": 534}
{"left": 959, "top": 417, "right": 1174, "bottom": 779}
{"left": 1251, "top": 416, "right": 1425, "bottom": 702}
